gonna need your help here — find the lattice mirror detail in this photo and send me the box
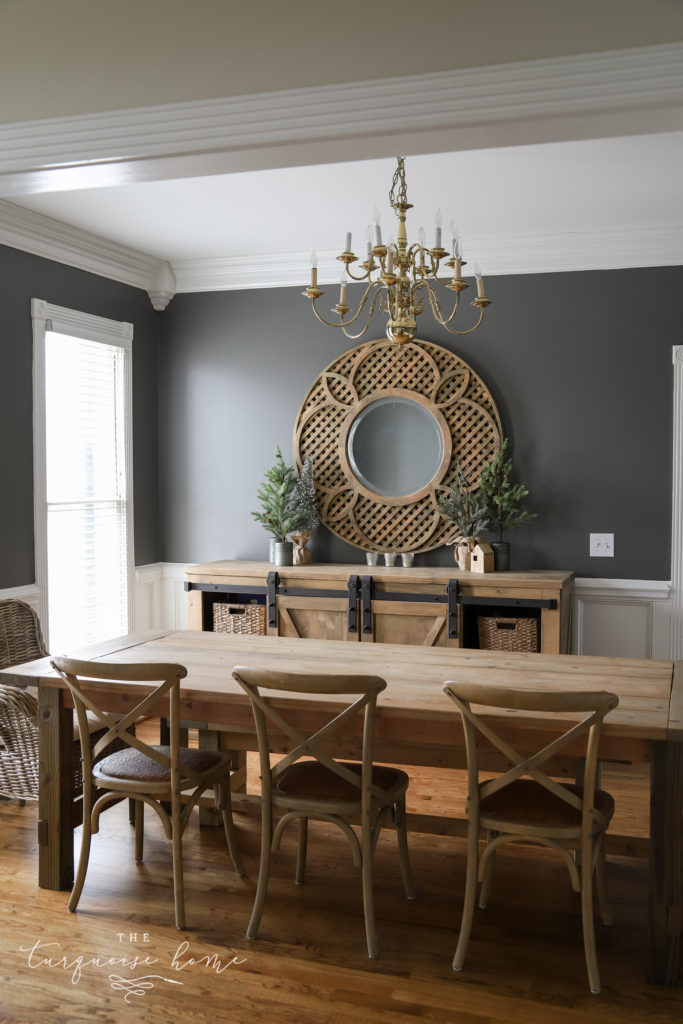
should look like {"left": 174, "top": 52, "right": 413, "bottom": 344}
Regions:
{"left": 293, "top": 339, "right": 503, "bottom": 553}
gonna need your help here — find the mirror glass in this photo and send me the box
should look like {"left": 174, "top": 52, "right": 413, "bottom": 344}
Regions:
{"left": 346, "top": 396, "right": 444, "bottom": 497}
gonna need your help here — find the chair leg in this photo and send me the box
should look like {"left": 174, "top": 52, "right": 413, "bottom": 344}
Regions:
{"left": 134, "top": 800, "right": 144, "bottom": 862}
{"left": 580, "top": 836, "right": 601, "bottom": 994}
{"left": 246, "top": 799, "right": 272, "bottom": 940}
{"left": 361, "top": 815, "right": 379, "bottom": 959}
{"left": 452, "top": 814, "right": 480, "bottom": 971}
{"left": 216, "top": 782, "right": 246, "bottom": 877}
{"left": 395, "top": 796, "right": 416, "bottom": 900}
{"left": 68, "top": 786, "right": 94, "bottom": 913}
{"left": 295, "top": 817, "right": 308, "bottom": 885}
{"left": 171, "top": 793, "right": 185, "bottom": 931}
{"left": 595, "top": 837, "right": 613, "bottom": 926}
{"left": 478, "top": 832, "right": 496, "bottom": 909}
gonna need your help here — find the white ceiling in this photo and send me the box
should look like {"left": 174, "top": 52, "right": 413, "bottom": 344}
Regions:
{"left": 11, "top": 132, "right": 683, "bottom": 270}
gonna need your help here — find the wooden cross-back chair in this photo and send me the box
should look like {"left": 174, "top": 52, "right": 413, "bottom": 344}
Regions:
{"left": 51, "top": 656, "right": 245, "bottom": 930}
{"left": 442, "top": 681, "right": 619, "bottom": 995}
{"left": 232, "top": 666, "right": 415, "bottom": 959}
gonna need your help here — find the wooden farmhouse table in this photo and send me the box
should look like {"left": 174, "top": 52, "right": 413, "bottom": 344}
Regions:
{"left": 2, "top": 629, "right": 682, "bottom": 986}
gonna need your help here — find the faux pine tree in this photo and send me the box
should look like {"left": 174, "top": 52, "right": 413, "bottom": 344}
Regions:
{"left": 478, "top": 438, "right": 536, "bottom": 542}
{"left": 251, "top": 446, "right": 300, "bottom": 542}
{"left": 438, "top": 463, "right": 489, "bottom": 538}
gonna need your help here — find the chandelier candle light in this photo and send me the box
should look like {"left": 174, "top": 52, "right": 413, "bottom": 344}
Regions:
{"left": 303, "top": 157, "right": 491, "bottom": 344}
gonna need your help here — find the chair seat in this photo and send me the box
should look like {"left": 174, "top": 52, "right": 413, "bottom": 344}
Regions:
{"left": 94, "top": 744, "right": 224, "bottom": 784}
{"left": 479, "top": 779, "right": 615, "bottom": 830}
{"left": 275, "top": 760, "right": 409, "bottom": 805}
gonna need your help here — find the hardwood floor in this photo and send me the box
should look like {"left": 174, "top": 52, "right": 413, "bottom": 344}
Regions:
{"left": 0, "top": 755, "right": 680, "bottom": 1024}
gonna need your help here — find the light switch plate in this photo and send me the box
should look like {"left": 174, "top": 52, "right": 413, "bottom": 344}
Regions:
{"left": 590, "top": 533, "right": 614, "bottom": 557}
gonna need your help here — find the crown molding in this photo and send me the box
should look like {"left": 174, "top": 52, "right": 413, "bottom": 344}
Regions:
{"left": 0, "top": 42, "right": 681, "bottom": 194}
{"left": 0, "top": 199, "right": 175, "bottom": 307}
{"left": 1, "top": 194, "right": 680, "bottom": 298}
{"left": 172, "top": 225, "right": 683, "bottom": 292}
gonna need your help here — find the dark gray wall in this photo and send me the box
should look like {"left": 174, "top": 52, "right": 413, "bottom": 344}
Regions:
{"left": 0, "top": 243, "right": 160, "bottom": 588}
{"left": 158, "top": 267, "right": 679, "bottom": 579}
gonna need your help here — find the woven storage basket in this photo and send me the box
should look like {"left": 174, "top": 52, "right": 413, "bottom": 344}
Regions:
{"left": 477, "top": 615, "right": 538, "bottom": 653}
{"left": 213, "top": 602, "right": 266, "bottom": 636}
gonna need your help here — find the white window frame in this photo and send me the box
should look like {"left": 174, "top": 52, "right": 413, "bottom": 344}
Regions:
{"left": 31, "top": 298, "right": 135, "bottom": 641}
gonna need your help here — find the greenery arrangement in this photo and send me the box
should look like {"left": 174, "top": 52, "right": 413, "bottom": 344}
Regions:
{"left": 438, "top": 463, "right": 489, "bottom": 538}
{"left": 251, "top": 448, "right": 320, "bottom": 542}
{"left": 251, "top": 446, "right": 301, "bottom": 542}
{"left": 478, "top": 438, "right": 536, "bottom": 543}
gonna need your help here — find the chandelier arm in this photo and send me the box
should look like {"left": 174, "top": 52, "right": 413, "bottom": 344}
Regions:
{"left": 417, "top": 280, "right": 463, "bottom": 327}
{"left": 346, "top": 263, "right": 375, "bottom": 283}
{"left": 340, "top": 287, "right": 386, "bottom": 339}
{"left": 309, "top": 281, "right": 380, "bottom": 329}
{"left": 419, "top": 281, "right": 486, "bottom": 335}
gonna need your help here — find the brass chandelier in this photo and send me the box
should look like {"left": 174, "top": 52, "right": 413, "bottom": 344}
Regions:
{"left": 303, "top": 156, "right": 491, "bottom": 344}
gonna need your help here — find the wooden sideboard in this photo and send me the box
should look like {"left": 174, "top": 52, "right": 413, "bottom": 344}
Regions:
{"left": 186, "top": 561, "right": 575, "bottom": 655}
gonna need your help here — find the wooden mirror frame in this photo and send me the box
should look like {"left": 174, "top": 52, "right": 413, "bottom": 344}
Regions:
{"left": 293, "top": 338, "right": 502, "bottom": 554}
{"left": 339, "top": 389, "right": 452, "bottom": 507}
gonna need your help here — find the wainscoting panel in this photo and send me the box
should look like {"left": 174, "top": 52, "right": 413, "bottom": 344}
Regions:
{"left": 134, "top": 563, "right": 188, "bottom": 632}
{"left": 574, "top": 579, "right": 672, "bottom": 659}
{"left": 3, "top": 571, "right": 673, "bottom": 660}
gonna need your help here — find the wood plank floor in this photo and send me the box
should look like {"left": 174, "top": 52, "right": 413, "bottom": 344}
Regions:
{"left": 0, "top": 753, "right": 680, "bottom": 1024}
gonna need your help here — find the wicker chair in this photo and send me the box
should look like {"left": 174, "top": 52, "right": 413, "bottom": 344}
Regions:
{"left": 0, "top": 600, "right": 49, "bottom": 801}
{"left": 0, "top": 598, "right": 100, "bottom": 802}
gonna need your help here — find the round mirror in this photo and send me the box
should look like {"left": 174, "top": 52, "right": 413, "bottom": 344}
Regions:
{"left": 346, "top": 396, "right": 445, "bottom": 498}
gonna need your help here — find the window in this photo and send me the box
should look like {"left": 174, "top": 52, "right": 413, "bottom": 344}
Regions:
{"left": 32, "top": 300, "right": 134, "bottom": 652}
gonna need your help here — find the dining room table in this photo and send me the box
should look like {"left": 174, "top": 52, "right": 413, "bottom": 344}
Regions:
{"left": 1, "top": 627, "right": 681, "bottom": 986}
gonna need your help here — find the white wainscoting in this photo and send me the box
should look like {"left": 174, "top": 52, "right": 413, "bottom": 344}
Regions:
{"left": 134, "top": 563, "right": 189, "bottom": 632}
{"left": 574, "top": 578, "right": 672, "bottom": 660}
{"left": 1, "top": 570, "right": 674, "bottom": 660}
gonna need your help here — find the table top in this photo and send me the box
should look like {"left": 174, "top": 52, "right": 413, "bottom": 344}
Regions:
{"left": 3, "top": 629, "right": 680, "bottom": 744}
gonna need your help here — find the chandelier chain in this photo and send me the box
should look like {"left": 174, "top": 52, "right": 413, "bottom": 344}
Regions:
{"left": 388, "top": 156, "right": 408, "bottom": 209}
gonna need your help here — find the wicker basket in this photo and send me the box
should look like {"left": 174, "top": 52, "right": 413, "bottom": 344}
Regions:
{"left": 477, "top": 615, "right": 538, "bottom": 653}
{"left": 213, "top": 602, "right": 266, "bottom": 636}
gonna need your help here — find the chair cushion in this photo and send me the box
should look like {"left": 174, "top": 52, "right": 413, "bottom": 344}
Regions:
{"left": 94, "top": 745, "right": 224, "bottom": 783}
{"left": 275, "top": 760, "right": 409, "bottom": 803}
{"left": 479, "top": 779, "right": 615, "bottom": 829}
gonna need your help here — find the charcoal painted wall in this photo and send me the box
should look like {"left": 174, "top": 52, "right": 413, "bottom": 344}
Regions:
{"left": 0, "top": 243, "right": 160, "bottom": 588}
{"left": 158, "top": 266, "right": 679, "bottom": 579}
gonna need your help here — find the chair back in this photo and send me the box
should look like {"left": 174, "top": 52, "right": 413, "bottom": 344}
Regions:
{"left": 0, "top": 599, "right": 48, "bottom": 670}
{"left": 442, "top": 682, "right": 619, "bottom": 829}
{"left": 232, "top": 666, "right": 387, "bottom": 808}
{"left": 49, "top": 657, "right": 203, "bottom": 787}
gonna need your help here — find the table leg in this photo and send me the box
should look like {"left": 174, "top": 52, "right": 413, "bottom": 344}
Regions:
{"left": 649, "top": 739, "right": 682, "bottom": 985}
{"left": 38, "top": 685, "right": 74, "bottom": 890}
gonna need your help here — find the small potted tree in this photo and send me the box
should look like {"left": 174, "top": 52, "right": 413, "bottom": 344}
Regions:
{"left": 289, "top": 456, "right": 320, "bottom": 564}
{"left": 478, "top": 438, "right": 536, "bottom": 571}
{"left": 251, "top": 446, "right": 300, "bottom": 565}
{"left": 438, "top": 463, "right": 490, "bottom": 570}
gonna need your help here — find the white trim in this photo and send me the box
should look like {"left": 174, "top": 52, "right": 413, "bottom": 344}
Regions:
{"left": 1, "top": 43, "right": 681, "bottom": 196}
{"left": 0, "top": 43, "right": 681, "bottom": 295}
{"left": 574, "top": 578, "right": 673, "bottom": 660}
{"left": 670, "top": 345, "right": 683, "bottom": 659}
{"left": 134, "top": 563, "right": 188, "bottom": 631}
{"left": 0, "top": 583, "right": 41, "bottom": 615}
{"left": 31, "top": 300, "right": 136, "bottom": 643}
{"left": 0, "top": 200, "right": 168, "bottom": 298}
{"left": 575, "top": 578, "right": 672, "bottom": 601}
{"left": 172, "top": 225, "right": 683, "bottom": 292}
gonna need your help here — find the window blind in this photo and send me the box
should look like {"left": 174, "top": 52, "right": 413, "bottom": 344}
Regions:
{"left": 44, "top": 332, "right": 130, "bottom": 653}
